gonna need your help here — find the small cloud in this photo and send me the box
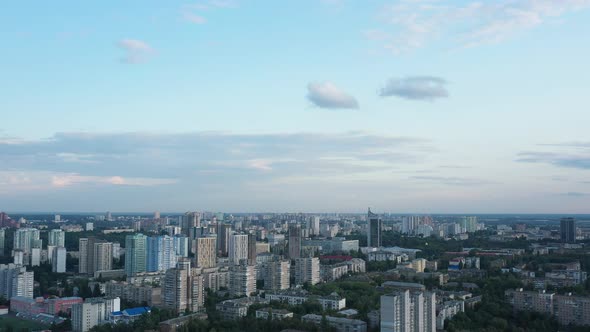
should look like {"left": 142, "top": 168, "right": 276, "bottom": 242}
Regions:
{"left": 210, "top": 0, "right": 238, "bottom": 8}
{"left": 117, "top": 39, "right": 154, "bottom": 64}
{"left": 183, "top": 12, "right": 207, "bottom": 24}
{"left": 51, "top": 174, "right": 177, "bottom": 187}
{"left": 307, "top": 82, "right": 359, "bottom": 109}
{"left": 560, "top": 192, "right": 590, "bottom": 197}
{"left": 379, "top": 76, "right": 449, "bottom": 101}
{"left": 411, "top": 175, "right": 492, "bottom": 186}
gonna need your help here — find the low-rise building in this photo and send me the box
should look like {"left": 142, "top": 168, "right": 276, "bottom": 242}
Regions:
{"left": 255, "top": 308, "right": 294, "bottom": 320}
{"left": 10, "top": 296, "right": 83, "bottom": 315}
{"left": 104, "top": 281, "right": 162, "bottom": 307}
{"left": 265, "top": 290, "right": 346, "bottom": 311}
{"left": 302, "top": 314, "right": 367, "bottom": 332}
{"left": 216, "top": 297, "right": 268, "bottom": 320}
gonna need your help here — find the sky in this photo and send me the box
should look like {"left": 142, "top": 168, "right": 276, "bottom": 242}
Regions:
{"left": 1, "top": 0, "right": 590, "bottom": 213}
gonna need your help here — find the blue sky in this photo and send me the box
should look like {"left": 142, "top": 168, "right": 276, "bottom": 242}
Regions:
{"left": 1, "top": 0, "right": 590, "bottom": 213}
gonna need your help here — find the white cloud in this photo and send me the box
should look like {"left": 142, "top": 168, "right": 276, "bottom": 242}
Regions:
{"left": 117, "top": 39, "right": 154, "bottom": 64}
{"left": 51, "top": 174, "right": 177, "bottom": 188}
{"left": 307, "top": 82, "right": 359, "bottom": 109}
{"left": 183, "top": 12, "right": 207, "bottom": 24}
{"left": 379, "top": 76, "right": 449, "bottom": 101}
{"left": 370, "top": 0, "right": 590, "bottom": 52}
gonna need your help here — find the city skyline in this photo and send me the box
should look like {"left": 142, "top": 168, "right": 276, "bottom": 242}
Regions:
{"left": 2, "top": 1, "right": 590, "bottom": 213}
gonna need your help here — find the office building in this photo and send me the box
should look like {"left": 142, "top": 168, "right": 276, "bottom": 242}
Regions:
{"left": 367, "top": 208, "right": 382, "bottom": 248}
{"left": 162, "top": 260, "right": 204, "bottom": 314}
{"left": 125, "top": 234, "right": 147, "bottom": 276}
{"left": 229, "top": 261, "right": 256, "bottom": 297}
{"left": 194, "top": 237, "right": 217, "bottom": 268}
{"left": 381, "top": 290, "right": 436, "bottom": 332}
{"left": 560, "top": 217, "right": 576, "bottom": 243}
{"left": 72, "top": 297, "right": 120, "bottom": 332}
{"left": 229, "top": 234, "right": 249, "bottom": 265}
{"left": 48, "top": 229, "right": 65, "bottom": 247}
{"left": 295, "top": 257, "right": 320, "bottom": 286}
{"left": 0, "top": 264, "right": 34, "bottom": 299}
{"left": 52, "top": 247, "right": 67, "bottom": 273}
{"left": 262, "top": 259, "right": 290, "bottom": 291}
{"left": 147, "top": 235, "right": 177, "bottom": 272}
{"left": 14, "top": 228, "right": 41, "bottom": 254}
{"left": 288, "top": 224, "right": 302, "bottom": 259}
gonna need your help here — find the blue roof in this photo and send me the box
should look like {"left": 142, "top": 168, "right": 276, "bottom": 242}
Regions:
{"left": 123, "top": 307, "right": 151, "bottom": 316}
{"left": 111, "top": 311, "right": 123, "bottom": 316}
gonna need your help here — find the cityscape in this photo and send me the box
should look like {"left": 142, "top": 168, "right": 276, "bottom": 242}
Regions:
{"left": 2, "top": 1, "right": 590, "bottom": 332}
{"left": 0, "top": 212, "right": 590, "bottom": 332}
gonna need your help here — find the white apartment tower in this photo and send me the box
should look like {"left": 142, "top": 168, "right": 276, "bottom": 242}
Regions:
{"left": 295, "top": 257, "right": 320, "bottom": 286}
{"left": 230, "top": 260, "right": 256, "bottom": 297}
{"left": 229, "top": 234, "right": 249, "bottom": 265}
{"left": 381, "top": 290, "right": 436, "bottom": 332}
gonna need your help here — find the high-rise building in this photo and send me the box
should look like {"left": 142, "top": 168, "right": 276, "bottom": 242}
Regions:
{"left": 154, "top": 211, "right": 161, "bottom": 219}
{"left": 147, "top": 235, "right": 177, "bottom": 272}
{"left": 48, "top": 229, "right": 65, "bottom": 247}
{"left": 14, "top": 228, "right": 41, "bottom": 254}
{"left": 52, "top": 247, "right": 67, "bottom": 273}
{"left": 106, "top": 212, "right": 113, "bottom": 222}
{"left": 288, "top": 224, "right": 302, "bottom": 259}
{"left": 0, "top": 228, "right": 5, "bottom": 256}
{"left": 229, "top": 261, "right": 256, "bottom": 297}
{"left": 459, "top": 216, "right": 478, "bottom": 233}
{"left": 262, "top": 259, "right": 290, "bottom": 291}
{"left": 31, "top": 248, "right": 41, "bottom": 266}
{"left": 79, "top": 238, "right": 88, "bottom": 274}
{"left": 560, "top": 217, "right": 576, "bottom": 243}
{"left": 174, "top": 236, "right": 189, "bottom": 257}
{"left": 125, "top": 234, "right": 147, "bottom": 276}
{"left": 79, "top": 238, "right": 113, "bottom": 275}
{"left": 217, "top": 224, "right": 232, "bottom": 256}
{"left": 183, "top": 212, "right": 201, "bottom": 237}
{"left": 194, "top": 237, "right": 217, "bottom": 268}
{"left": 0, "top": 264, "right": 34, "bottom": 299}
{"left": 295, "top": 257, "right": 320, "bottom": 286}
{"left": 367, "top": 208, "right": 382, "bottom": 248}
{"left": 93, "top": 242, "right": 113, "bottom": 273}
{"left": 162, "top": 260, "right": 204, "bottom": 314}
{"left": 381, "top": 290, "right": 436, "bottom": 332}
{"left": 307, "top": 216, "right": 320, "bottom": 236}
{"left": 54, "top": 214, "right": 61, "bottom": 222}
{"left": 247, "top": 233, "right": 257, "bottom": 266}
{"left": 72, "top": 297, "right": 120, "bottom": 332}
{"left": 229, "top": 234, "right": 249, "bottom": 265}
